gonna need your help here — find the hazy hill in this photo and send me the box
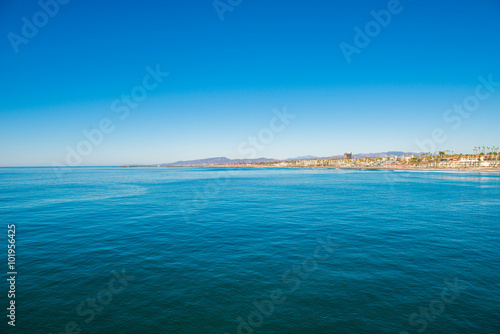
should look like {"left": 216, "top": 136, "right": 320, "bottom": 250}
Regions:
{"left": 161, "top": 157, "right": 277, "bottom": 166}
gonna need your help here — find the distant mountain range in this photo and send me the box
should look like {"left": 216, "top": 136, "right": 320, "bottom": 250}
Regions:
{"left": 285, "top": 155, "right": 318, "bottom": 161}
{"left": 345, "top": 151, "right": 421, "bottom": 159}
{"left": 161, "top": 157, "right": 276, "bottom": 166}
{"left": 159, "top": 152, "right": 420, "bottom": 166}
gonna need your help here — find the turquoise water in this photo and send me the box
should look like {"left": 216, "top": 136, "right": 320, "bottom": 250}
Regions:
{"left": 1, "top": 167, "right": 499, "bottom": 333}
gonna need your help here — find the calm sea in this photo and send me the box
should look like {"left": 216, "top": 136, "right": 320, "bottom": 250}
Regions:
{"left": 1, "top": 167, "right": 499, "bottom": 334}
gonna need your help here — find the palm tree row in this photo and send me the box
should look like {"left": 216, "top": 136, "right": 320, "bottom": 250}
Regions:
{"left": 473, "top": 146, "right": 499, "bottom": 155}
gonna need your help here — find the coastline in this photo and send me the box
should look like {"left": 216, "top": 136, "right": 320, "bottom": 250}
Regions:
{"left": 205, "top": 165, "right": 500, "bottom": 172}
{"left": 122, "top": 165, "right": 500, "bottom": 172}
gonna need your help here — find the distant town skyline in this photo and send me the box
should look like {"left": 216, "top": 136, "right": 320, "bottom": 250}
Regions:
{"left": 1, "top": 0, "right": 500, "bottom": 166}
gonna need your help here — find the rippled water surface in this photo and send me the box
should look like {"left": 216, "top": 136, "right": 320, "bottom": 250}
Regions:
{"left": 1, "top": 167, "right": 499, "bottom": 333}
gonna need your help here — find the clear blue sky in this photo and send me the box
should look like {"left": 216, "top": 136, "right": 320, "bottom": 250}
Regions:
{"left": 1, "top": 0, "right": 500, "bottom": 166}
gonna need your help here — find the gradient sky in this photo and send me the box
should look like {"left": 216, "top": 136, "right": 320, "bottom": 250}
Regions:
{"left": 1, "top": 0, "right": 500, "bottom": 166}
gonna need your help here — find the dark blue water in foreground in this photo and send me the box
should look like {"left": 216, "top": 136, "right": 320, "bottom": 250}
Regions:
{"left": 1, "top": 167, "right": 499, "bottom": 334}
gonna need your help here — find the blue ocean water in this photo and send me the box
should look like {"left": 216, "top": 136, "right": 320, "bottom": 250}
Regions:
{"left": 1, "top": 167, "right": 499, "bottom": 334}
